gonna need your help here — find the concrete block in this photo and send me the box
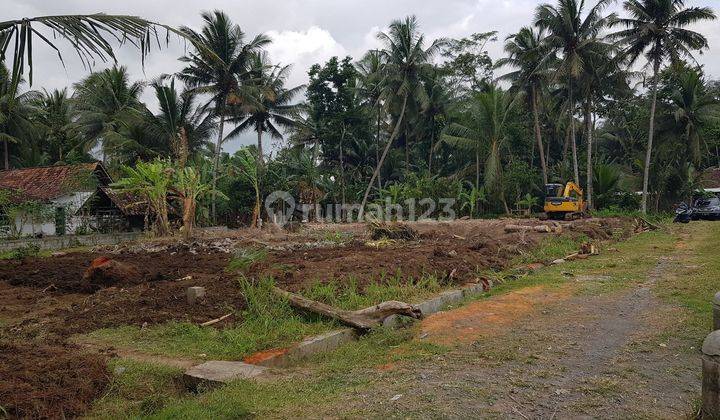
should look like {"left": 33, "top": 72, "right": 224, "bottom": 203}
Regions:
{"left": 183, "top": 361, "right": 268, "bottom": 390}
{"left": 187, "top": 286, "right": 206, "bottom": 304}
{"left": 462, "top": 283, "right": 486, "bottom": 297}
{"left": 413, "top": 289, "right": 465, "bottom": 316}
{"left": 257, "top": 328, "right": 359, "bottom": 368}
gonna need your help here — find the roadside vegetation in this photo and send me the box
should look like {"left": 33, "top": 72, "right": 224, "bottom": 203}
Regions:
{"left": 2, "top": 1, "right": 719, "bottom": 238}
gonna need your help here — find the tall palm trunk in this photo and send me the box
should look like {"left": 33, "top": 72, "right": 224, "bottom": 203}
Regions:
{"left": 428, "top": 127, "right": 435, "bottom": 173}
{"left": 211, "top": 112, "right": 225, "bottom": 223}
{"left": 641, "top": 60, "right": 661, "bottom": 214}
{"left": 475, "top": 149, "right": 480, "bottom": 190}
{"left": 532, "top": 85, "right": 548, "bottom": 185}
{"left": 376, "top": 106, "right": 382, "bottom": 190}
{"left": 339, "top": 126, "right": 346, "bottom": 214}
{"left": 584, "top": 96, "right": 593, "bottom": 211}
{"left": 359, "top": 94, "right": 408, "bottom": 219}
{"left": 568, "top": 80, "right": 579, "bottom": 185}
{"left": 3, "top": 138, "right": 8, "bottom": 170}
{"left": 257, "top": 128, "right": 264, "bottom": 167}
{"left": 404, "top": 128, "right": 410, "bottom": 170}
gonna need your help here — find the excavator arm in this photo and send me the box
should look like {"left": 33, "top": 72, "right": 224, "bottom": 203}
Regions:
{"left": 563, "top": 182, "right": 584, "bottom": 199}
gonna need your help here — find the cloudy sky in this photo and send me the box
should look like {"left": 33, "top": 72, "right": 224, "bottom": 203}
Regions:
{"left": 6, "top": 0, "right": 720, "bottom": 153}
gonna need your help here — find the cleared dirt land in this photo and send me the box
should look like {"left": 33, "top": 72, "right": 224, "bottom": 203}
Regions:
{"left": 0, "top": 218, "right": 631, "bottom": 418}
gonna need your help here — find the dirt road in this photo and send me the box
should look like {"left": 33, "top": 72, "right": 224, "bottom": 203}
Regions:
{"left": 304, "top": 225, "right": 704, "bottom": 418}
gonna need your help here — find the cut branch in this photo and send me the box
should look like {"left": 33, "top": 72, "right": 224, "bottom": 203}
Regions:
{"left": 272, "top": 286, "right": 421, "bottom": 331}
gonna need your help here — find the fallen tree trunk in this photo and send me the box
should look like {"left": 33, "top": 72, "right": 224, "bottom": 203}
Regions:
{"left": 504, "top": 224, "right": 552, "bottom": 233}
{"left": 272, "top": 287, "right": 422, "bottom": 331}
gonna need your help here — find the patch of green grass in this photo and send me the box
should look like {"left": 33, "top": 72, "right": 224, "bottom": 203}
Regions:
{"left": 83, "top": 271, "right": 449, "bottom": 361}
{"left": 476, "top": 229, "right": 676, "bottom": 301}
{"left": 0, "top": 244, "right": 40, "bottom": 260}
{"left": 590, "top": 209, "right": 674, "bottom": 225}
{"left": 226, "top": 248, "right": 267, "bottom": 273}
{"left": 323, "top": 230, "right": 351, "bottom": 243}
{"left": 88, "top": 359, "right": 184, "bottom": 419}
{"left": 303, "top": 272, "right": 444, "bottom": 311}
{"left": 655, "top": 222, "right": 720, "bottom": 339}
{"left": 513, "top": 234, "right": 589, "bottom": 265}
{"left": 85, "top": 277, "right": 336, "bottom": 360}
{"left": 142, "top": 327, "right": 447, "bottom": 419}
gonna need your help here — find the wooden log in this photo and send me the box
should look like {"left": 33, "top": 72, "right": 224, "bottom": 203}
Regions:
{"left": 272, "top": 287, "right": 421, "bottom": 331}
{"left": 504, "top": 224, "right": 532, "bottom": 233}
{"left": 533, "top": 225, "right": 552, "bottom": 233}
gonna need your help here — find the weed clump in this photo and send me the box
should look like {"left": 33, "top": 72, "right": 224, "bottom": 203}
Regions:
{"left": 368, "top": 222, "right": 417, "bottom": 241}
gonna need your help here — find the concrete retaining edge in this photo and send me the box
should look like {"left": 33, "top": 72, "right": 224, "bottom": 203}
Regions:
{"left": 183, "top": 281, "right": 492, "bottom": 386}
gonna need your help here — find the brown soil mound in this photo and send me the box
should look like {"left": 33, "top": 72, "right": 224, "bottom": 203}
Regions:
{"left": 0, "top": 342, "right": 109, "bottom": 419}
{"left": 0, "top": 250, "right": 230, "bottom": 294}
{"left": 83, "top": 257, "right": 143, "bottom": 292}
{"left": 1, "top": 250, "right": 244, "bottom": 340}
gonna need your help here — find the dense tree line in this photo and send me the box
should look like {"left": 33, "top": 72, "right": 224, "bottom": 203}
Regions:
{"left": 2, "top": 1, "right": 719, "bottom": 229}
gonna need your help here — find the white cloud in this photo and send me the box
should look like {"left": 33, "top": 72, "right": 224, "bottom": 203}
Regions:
{"left": 265, "top": 26, "right": 348, "bottom": 87}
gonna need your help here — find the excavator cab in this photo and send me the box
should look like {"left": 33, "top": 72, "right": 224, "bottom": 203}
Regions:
{"left": 542, "top": 182, "right": 587, "bottom": 220}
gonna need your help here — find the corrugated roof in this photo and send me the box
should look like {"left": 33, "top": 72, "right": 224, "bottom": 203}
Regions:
{"left": 0, "top": 163, "right": 104, "bottom": 202}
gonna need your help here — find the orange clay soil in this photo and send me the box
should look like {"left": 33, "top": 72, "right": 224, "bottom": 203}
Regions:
{"left": 419, "top": 285, "right": 573, "bottom": 346}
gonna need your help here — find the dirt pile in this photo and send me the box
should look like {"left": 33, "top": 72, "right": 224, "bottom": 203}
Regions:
{"left": 1, "top": 250, "right": 242, "bottom": 339}
{"left": 83, "top": 257, "right": 143, "bottom": 291}
{"left": 0, "top": 249, "right": 231, "bottom": 294}
{"left": 0, "top": 342, "right": 109, "bottom": 419}
{"left": 368, "top": 222, "right": 418, "bottom": 241}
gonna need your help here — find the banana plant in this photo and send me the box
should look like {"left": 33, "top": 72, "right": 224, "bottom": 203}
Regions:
{"left": 459, "top": 184, "right": 486, "bottom": 218}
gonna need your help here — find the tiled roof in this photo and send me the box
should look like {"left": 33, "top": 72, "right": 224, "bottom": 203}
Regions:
{"left": 99, "top": 186, "right": 147, "bottom": 216}
{"left": 0, "top": 163, "right": 105, "bottom": 202}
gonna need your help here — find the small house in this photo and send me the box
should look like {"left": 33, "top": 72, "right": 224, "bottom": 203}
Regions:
{"left": 0, "top": 162, "right": 144, "bottom": 237}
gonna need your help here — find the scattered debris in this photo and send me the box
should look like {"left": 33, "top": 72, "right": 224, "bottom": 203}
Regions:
{"left": 200, "top": 313, "right": 234, "bottom": 327}
{"left": 368, "top": 221, "right": 418, "bottom": 241}
{"left": 634, "top": 217, "right": 659, "bottom": 233}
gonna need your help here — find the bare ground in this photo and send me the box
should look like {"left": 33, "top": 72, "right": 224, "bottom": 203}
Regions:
{"left": 304, "top": 227, "right": 701, "bottom": 419}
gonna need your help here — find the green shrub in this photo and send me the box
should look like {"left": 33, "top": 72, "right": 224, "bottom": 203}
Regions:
{"left": 3, "top": 244, "right": 41, "bottom": 260}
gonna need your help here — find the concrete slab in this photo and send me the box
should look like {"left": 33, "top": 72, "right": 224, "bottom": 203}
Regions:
{"left": 183, "top": 361, "right": 268, "bottom": 390}
{"left": 256, "top": 328, "right": 359, "bottom": 368}
{"left": 413, "top": 289, "right": 465, "bottom": 316}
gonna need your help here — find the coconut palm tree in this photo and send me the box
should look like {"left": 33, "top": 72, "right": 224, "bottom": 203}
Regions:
{"left": 668, "top": 66, "right": 720, "bottom": 165}
{"left": 358, "top": 16, "right": 446, "bottom": 218}
{"left": 576, "top": 43, "right": 624, "bottom": 210}
{"left": 441, "top": 86, "right": 517, "bottom": 214}
{"left": 1, "top": 14, "right": 173, "bottom": 92}
{"left": 225, "top": 53, "right": 303, "bottom": 169}
{"left": 0, "top": 64, "right": 40, "bottom": 169}
{"left": 145, "top": 78, "right": 216, "bottom": 167}
{"left": 72, "top": 65, "right": 145, "bottom": 164}
{"left": 357, "top": 49, "right": 386, "bottom": 187}
{"left": 498, "top": 26, "right": 553, "bottom": 185}
{"left": 31, "top": 88, "right": 84, "bottom": 164}
{"left": 178, "top": 10, "right": 270, "bottom": 221}
{"left": 610, "top": 0, "right": 716, "bottom": 213}
{"left": 535, "top": 0, "right": 616, "bottom": 185}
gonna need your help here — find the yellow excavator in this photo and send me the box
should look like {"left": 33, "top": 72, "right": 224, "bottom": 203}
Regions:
{"left": 541, "top": 182, "right": 588, "bottom": 220}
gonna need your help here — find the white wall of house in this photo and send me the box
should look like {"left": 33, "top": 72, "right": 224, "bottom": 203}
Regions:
{"left": 9, "top": 191, "right": 94, "bottom": 237}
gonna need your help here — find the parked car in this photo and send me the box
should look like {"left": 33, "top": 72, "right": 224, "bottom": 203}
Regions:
{"left": 692, "top": 195, "right": 720, "bottom": 221}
